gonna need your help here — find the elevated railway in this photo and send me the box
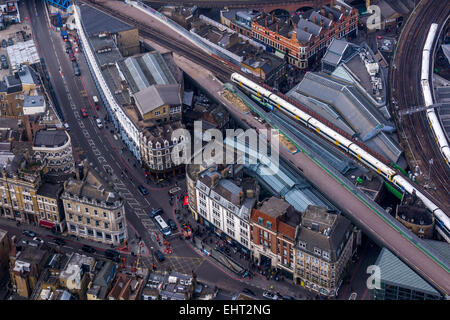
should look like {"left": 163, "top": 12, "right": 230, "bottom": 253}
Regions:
{"left": 79, "top": 0, "right": 450, "bottom": 296}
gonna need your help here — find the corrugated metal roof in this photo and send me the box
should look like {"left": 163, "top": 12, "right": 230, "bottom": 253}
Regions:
{"left": 374, "top": 247, "right": 440, "bottom": 295}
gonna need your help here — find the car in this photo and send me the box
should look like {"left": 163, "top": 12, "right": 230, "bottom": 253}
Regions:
{"left": 0, "top": 55, "right": 6, "bottom": 62}
{"left": 69, "top": 52, "right": 76, "bottom": 61}
{"left": 66, "top": 47, "right": 73, "bottom": 54}
{"left": 7, "top": 38, "right": 13, "bottom": 46}
{"left": 168, "top": 186, "right": 181, "bottom": 196}
{"left": 138, "top": 185, "right": 148, "bottom": 196}
{"left": 54, "top": 238, "right": 66, "bottom": 246}
{"left": 33, "top": 237, "right": 44, "bottom": 244}
{"left": 262, "top": 291, "right": 280, "bottom": 300}
{"left": 150, "top": 207, "right": 163, "bottom": 218}
{"left": 95, "top": 118, "right": 103, "bottom": 128}
{"left": 81, "top": 245, "right": 96, "bottom": 253}
{"left": 1, "top": 61, "right": 8, "bottom": 69}
{"left": 63, "top": 122, "right": 70, "bottom": 131}
{"left": 282, "top": 295, "right": 296, "bottom": 300}
{"left": 154, "top": 249, "right": 165, "bottom": 262}
{"left": 80, "top": 107, "right": 88, "bottom": 118}
{"left": 1, "top": 39, "right": 7, "bottom": 47}
{"left": 242, "top": 288, "right": 256, "bottom": 296}
{"left": 167, "top": 219, "right": 177, "bottom": 231}
{"left": 22, "top": 230, "right": 36, "bottom": 238}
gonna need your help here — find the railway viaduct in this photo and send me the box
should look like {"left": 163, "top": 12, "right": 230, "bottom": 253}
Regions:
{"left": 144, "top": 0, "right": 333, "bottom": 14}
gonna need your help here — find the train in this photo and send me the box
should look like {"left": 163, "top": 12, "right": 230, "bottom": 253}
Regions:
{"left": 230, "top": 72, "right": 450, "bottom": 242}
{"left": 421, "top": 23, "right": 450, "bottom": 167}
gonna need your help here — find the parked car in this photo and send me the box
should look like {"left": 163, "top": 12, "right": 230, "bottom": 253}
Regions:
{"left": 22, "top": 230, "right": 36, "bottom": 238}
{"left": 263, "top": 291, "right": 280, "bottom": 300}
{"left": 54, "top": 238, "right": 66, "bottom": 246}
{"left": 63, "top": 122, "right": 71, "bottom": 131}
{"left": 7, "top": 38, "right": 13, "bottom": 46}
{"left": 154, "top": 249, "right": 165, "bottom": 262}
{"left": 138, "top": 185, "right": 148, "bottom": 196}
{"left": 167, "top": 219, "right": 177, "bottom": 231}
{"left": 95, "top": 118, "right": 103, "bottom": 128}
{"left": 65, "top": 41, "right": 71, "bottom": 53}
{"left": 0, "top": 55, "right": 6, "bottom": 62}
{"left": 150, "top": 207, "right": 163, "bottom": 218}
{"left": 72, "top": 61, "right": 80, "bottom": 76}
{"left": 1, "top": 61, "right": 8, "bottom": 69}
{"left": 1, "top": 39, "right": 7, "bottom": 47}
{"left": 66, "top": 47, "right": 73, "bottom": 55}
{"left": 80, "top": 107, "right": 88, "bottom": 118}
{"left": 82, "top": 245, "right": 96, "bottom": 253}
{"left": 33, "top": 237, "right": 44, "bottom": 244}
{"left": 69, "top": 52, "right": 76, "bottom": 61}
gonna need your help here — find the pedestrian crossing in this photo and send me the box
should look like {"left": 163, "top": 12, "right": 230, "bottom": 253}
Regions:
{"left": 113, "top": 181, "right": 158, "bottom": 234}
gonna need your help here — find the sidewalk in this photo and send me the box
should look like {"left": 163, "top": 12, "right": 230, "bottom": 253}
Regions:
{"left": 172, "top": 199, "right": 315, "bottom": 300}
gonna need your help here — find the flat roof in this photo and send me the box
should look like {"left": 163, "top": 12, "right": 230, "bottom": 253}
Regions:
{"left": 33, "top": 129, "right": 68, "bottom": 148}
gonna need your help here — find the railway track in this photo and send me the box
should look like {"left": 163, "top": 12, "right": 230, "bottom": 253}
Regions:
{"left": 392, "top": 0, "right": 450, "bottom": 214}
{"left": 80, "top": 0, "right": 235, "bottom": 83}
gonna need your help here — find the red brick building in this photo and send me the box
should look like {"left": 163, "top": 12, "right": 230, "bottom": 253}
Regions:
{"left": 251, "top": 3, "right": 358, "bottom": 68}
{"left": 250, "top": 197, "right": 301, "bottom": 279}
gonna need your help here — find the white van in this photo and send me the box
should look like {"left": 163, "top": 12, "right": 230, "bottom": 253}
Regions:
{"left": 63, "top": 123, "right": 70, "bottom": 131}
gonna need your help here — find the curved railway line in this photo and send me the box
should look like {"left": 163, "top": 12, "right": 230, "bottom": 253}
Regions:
{"left": 391, "top": 0, "right": 450, "bottom": 214}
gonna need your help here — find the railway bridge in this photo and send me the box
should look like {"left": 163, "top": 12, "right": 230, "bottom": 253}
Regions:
{"left": 144, "top": 0, "right": 333, "bottom": 14}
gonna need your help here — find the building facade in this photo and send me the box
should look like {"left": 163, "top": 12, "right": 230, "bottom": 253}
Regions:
{"left": 36, "top": 182, "right": 65, "bottom": 232}
{"left": 252, "top": 4, "right": 358, "bottom": 68}
{"left": 0, "top": 158, "right": 42, "bottom": 225}
{"left": 294, "top": 206, "right": 354, "bottom": 297}
{"left": 32, "top": 129, "right": 75, "bottom": 174}
{"left": 61, "top": 166, "right": 128, "bottom": 245}
{"left": 0, "top": 228, "right": 10, "bottom": 281}
{"left": 250, "top": 197, "right": 301, "bottom": 280}
{"left": 195, "top": 164, "right": 258, "bottom": 252}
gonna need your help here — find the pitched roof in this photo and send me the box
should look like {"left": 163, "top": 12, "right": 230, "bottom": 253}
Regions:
{"left": 134, "top": 84, "right": 181, "bottom": 117}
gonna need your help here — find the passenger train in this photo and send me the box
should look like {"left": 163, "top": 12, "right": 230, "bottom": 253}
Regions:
{"left": 421, "top": 23, "right": 450, "bottom": 167}
{"left": 231, "top": 72, "right": 450, "bottom": 242}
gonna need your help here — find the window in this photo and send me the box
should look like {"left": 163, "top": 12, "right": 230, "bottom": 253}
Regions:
{"left": 299, "top": 241, "right": 306, "bottom": 249}
{"left": 70, "top": 224, "right": 76, "bottom": 231}
{"left": 77, "top": 216, "right": 82, "bottom": 222}
{"left": 104, "top": 222, "right": 109, "bottom": 229}
{"left": 86, "top": 218, "right": 91, "bottom": 224}
{"left": 95, "top": 220, "right": 100, "bottom": 227}
{"left": 87, "top": 229, "right": 94, "bottom": 236}
{"left": 103, "top": 212, "right": 107, "bottom": 218}
{"left": 105, "top": 234, "right": 112, "bottom": 240}
{"left": 96, "top": 231, "right": 102, "bottom": 238}
{"left": 266, "top": 221, "right": 271, "bottom": 230}
{"left": 85, "top": 207, "right": 89, "bottom": 213}
{"left": 119, "top": 222, "right": 123, "bottom": 229}
{"left": 94, "top": 210, "right": 98, "bottom": 215}
{"left": 67, "top": 203, "right": 71, "bottom": 209}
{"left": 258, "top": 217, "right": 263, "bottom": 225}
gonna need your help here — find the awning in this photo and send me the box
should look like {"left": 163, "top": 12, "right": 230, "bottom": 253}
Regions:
{"left": 39, "top": 220, "right": 55, "bottom": 229}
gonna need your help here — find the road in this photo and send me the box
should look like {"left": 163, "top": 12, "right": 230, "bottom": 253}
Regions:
{"left": 22, "top": 0, "right": 299, "bottom": 298}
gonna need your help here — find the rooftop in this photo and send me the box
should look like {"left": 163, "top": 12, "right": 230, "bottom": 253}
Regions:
{"left": 79, "top": 3, "right": 135, "bottom": 37}
{"left": 63, "top": 166, "right": 122, "bottom": 206}
{"left": 33, "top": 129, "right": 69, "bottom": 148}
{"left": 134, "top": 84, "right": 181, "bottom": 117}
{"left": 37, "top": 182, "right": 62, "bottom": 199}
{"left": 374, "top": 247, "right": 441, "bottom": 296}
{"left": 297, "top": 205, "right": 353, "bottom": 261}
{"left": 117, "top": 51, "right": 178, "bottom": 94}
{"left": 288, "top": 72, "right": 402, "bottom": 163}
{"left": 23, "top": 95, "right": 45, "bottom": 108}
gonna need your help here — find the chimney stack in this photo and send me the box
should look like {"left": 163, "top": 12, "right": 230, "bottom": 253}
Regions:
{"left": 313, "top": 15, "right": 317, "bottom": 24}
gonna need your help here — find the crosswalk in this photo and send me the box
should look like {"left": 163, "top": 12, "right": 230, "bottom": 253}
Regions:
{"left": 113, "top": 181, "right": 158, "bottom": 235}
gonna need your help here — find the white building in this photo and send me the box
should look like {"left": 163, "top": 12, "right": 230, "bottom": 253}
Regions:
{"left": 195, "top": 165, "right": 258, "bottom": 251}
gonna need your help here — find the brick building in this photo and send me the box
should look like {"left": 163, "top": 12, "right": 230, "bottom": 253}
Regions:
{"left": 251, "top": 3, "right": 358, "bottom": 68}
{"left": 250, "top": 197, "right": 301, "bottom": 280}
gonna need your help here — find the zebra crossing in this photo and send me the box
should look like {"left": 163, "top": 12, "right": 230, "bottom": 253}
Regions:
{"left": 113, "top": 181, "right": 158, "bottom": 234}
